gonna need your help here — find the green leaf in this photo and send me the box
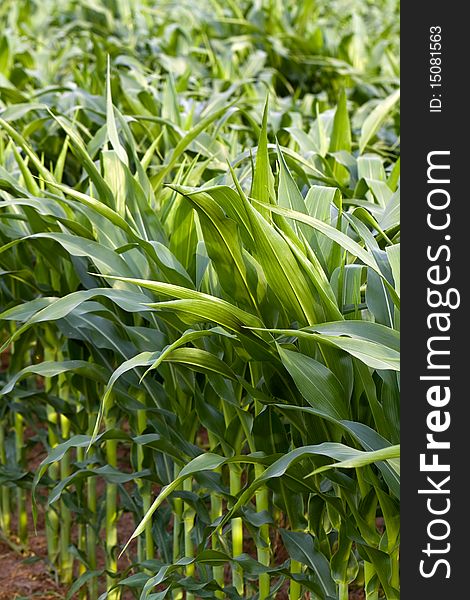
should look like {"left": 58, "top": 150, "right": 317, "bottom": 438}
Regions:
{"left": 280, "top": 530, "right": 336, "bottom": 597}
{"left": 309, "top": 444, "right": 400, "bottom": 475}
{"left": 359, "top": 90, "right": 400, "bottom": 153}
{"left": 329, "top": 89, "right": 351, "bottom": 153}
{"left": 386, "top": 243, "right": 400, "bottom": 297}
{"left": 106, "top": 57, "right": 128, "bottom": 165}
{"left": 0, "top": 361, "right": 106, "bottom": 395}
{"left": 263, "top": 322, "right": 400, "bottom": 371}
{"left": 121, "top": 453, "right": 226, "bottom": 554}
{"left": 278, "top": 347, "right": 348, "bottom": 422}
{"left": 251, "top": 98, "right": 275, "bottom": 207}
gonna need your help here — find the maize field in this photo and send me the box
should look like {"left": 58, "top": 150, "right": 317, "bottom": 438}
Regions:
{"left": 0, "top": 0, "right": 400, "bottom": 598}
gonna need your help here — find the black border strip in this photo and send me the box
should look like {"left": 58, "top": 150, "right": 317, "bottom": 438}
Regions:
{"left": 401, "top": 5, "right": 465, "bottom": 597}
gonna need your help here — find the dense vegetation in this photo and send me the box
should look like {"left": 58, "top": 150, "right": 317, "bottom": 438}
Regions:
{"left": 0, "top": 0, "right": 400, "bottom": 598}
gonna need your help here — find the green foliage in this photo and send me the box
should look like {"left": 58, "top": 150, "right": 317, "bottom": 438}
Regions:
{"left": 0, "top": 0, "right": 399, "bottom": 598}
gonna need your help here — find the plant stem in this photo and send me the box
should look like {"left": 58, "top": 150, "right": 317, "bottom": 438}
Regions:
{"left": 87, "top": 473, "right": 98, "bottom": 600}
{"left": 45, "top": 416, "right": 60, "bottom": 566}
{"left": 211, "top": 490, "right": 224, "bottom": 598}
{"left": 172, "top": 463, "right": 183, "bottom": 600}
{"left": 289, "top": 560, "right": 302, "bottom": 600}
{"left": 76, "top": 446, "right": 87, "bottom": 600}
{"left": 105, "top": 415, "right": 120, "bottom": 600}
{"left": 85, "top": 411, "right": 99, "bottom": 599}
{"left": 339, "top": 582, "right": 349, "bottom": 600}
{"left": 44, "top": 343, "right": 60, "bottom": 569}
{"left": 390, "top": 548, "right": 400, "bottom": 591}
{"left": 250, "top": 372, "right": 271, "bottom": 599}
{"left": 229, "top": 465, "right": 244, "bottom": 596}
{"left": 137, "top": 408, "right": 154, "bottom": 564}
{"left": 183, "top": 477, "right": 195, "bottom": 600}
{"left": 207, "top": 434, "right": 224, "bottom": 599}
{"left": 59, "top": 414, "right": 73, "bottom": 584}
{"left": 142, "top": 482, "right": 154, "bottom": 557}
{"left": 0, "top": 422, "right": 11, "bottom": 535}
{"left": 14, "top": 412, "right": 27, "bottom": 545}
{"left": 254, "top": 464, "right": 270, "bottom": 600}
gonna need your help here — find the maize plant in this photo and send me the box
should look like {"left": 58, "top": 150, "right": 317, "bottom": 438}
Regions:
{"left": 0, "top": 0, "right": 399, "bottom": 599}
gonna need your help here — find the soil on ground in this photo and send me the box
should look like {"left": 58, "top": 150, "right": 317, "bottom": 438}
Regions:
{"left": 0, "top": 414, "right": 368, "bottom": 599}
{"left": 0, "top": 526, "right": 365, "bottom": 600}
